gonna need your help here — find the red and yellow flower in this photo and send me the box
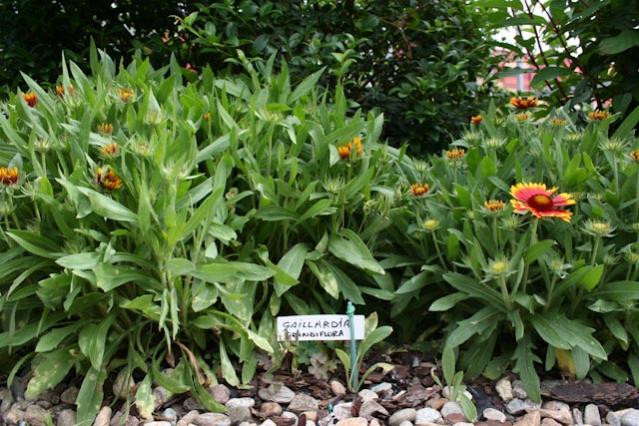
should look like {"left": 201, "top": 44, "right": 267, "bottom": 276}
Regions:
{"left": 470, "top": 115, "right": 482, "bottom": 125}
{"left": 588, "top": 110, "right": 610, "bottom": 121}
{"left": 410, "top": 183, "right": 430, "bottom": 197}
{"left": 338, "top": 136, "right": 364, "bottom": 160}
{"left": 22, "top": 92, "right": 37, "bottom": 107}
{"left": 55, "top": 84, "right": 74, "bottom": 97}
{"left": 0, "top": 167, "right": 19, "bottom": 186}
{"left": 446, "top": 148, "right": 466, "bottom": 160}
{"left": 510, "top": 96, "right": 538, "bottom": 110}
{"left": 631, "top": 149, "right": 639, "bottom": 163}
{"left": 95, "top": 166, "right": 122, "bottom": 191}
{"left": 510, "top": 182, "right": 575, "bottom": 222}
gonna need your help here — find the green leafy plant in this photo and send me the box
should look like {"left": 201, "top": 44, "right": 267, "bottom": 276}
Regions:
{"left": 431, "top": 346, "right": 477, "bottom": 422}
{"left": 335, "top": 313, "right": 393, "bottom": 392}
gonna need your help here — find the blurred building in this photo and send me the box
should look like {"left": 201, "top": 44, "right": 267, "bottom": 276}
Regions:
{"left": 494, "top": 50, "right": 536, "bottom": 92}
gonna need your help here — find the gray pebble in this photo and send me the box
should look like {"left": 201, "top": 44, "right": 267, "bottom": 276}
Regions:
{"left": 584, "top": 404, "right": 602, "bottom": 426}
{"left": 622, "top": 409, "right": 639, "bottom": 426}
{"left": 389, "top": 408, "right": 417, "bottom": 426}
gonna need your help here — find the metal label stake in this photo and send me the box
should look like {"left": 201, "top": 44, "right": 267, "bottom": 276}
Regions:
{"left": 347, "top": 301, "right": 358, "bottom": 390}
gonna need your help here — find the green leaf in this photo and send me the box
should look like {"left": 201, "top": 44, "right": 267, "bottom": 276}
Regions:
{"left": 289, "top": 67, "right": 325, "bottom": 102}
{"left": 95, "top": 263, "right": 158, "bottom": 292}
{"left": 76, "top": 368, "right": 106, "bottom": 426}
{"left": 599, "top": 30, "right": 639, "bottom": 55}
{"left": 447, "top": 307, "right": 502, "bottom": 347}
{"left": 594, "top": 281, "right": 639, "bottom": 301}
{"left": 328, "top": 230, "right": 384, "bottom": 275}
{"left": 56, "top": 252, "right": 101, "bottom": 270}
{"left": 613, "top": 106, "right": 639, "bottom": 140}
{"left": 77, "top": 187, "right": 138, "bottom": 224}
{"left": 356, "top": 326, "right": 392, "bottom": 367}
{"left": 513, "top": 336, "right": 541, "bottom": 402}
{"left": 135, "top": 375, "right": 154, "bottom": 420}
{"left": 524, "top": 240, "right": 555, "bottom": 264}
{"left": 395, "top": 271, "right": 438, "bottom": 294}
{"left": 191, "top": 261, "right": 274, "bottom": 283}
{"left": 273, "top": 243, "right": 308, "bottom": 296}
{"left": 25, "top": 350, "right": 75, "bottom": 399}
{"left": 307, "top": 260, "right": 339, "bottom": 299}
{"left": 579, "top": 264, "right": 604, "bottom": 291}
{"left": 442, "top": 346, "right": 455, "bottom": 385}
{"left": 531, "top": 67, "right": 572, "bottom": 88}
{"left": 7, "top": 230, "right": 61, "bottom": 259}
{"left": 78, "top": 316, "right": 115, "bottom": 370}
{"left": 220, "top": 340, "right": 239, "bottom": 387}
{"left": 531, "top": 315, "right": 571, "bottom": 350}
{"left": 35, "top": 323, "right": 84, "bottom": 352}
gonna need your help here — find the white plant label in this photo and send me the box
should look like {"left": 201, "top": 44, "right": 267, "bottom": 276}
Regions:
{"left": 276, "top": 315, "right": 365, "bottom": 341}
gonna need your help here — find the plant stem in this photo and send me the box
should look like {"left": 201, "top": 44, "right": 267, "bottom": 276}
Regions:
{"left": 498, "top": 276, "right": 512, "bottom": 308}
{"left": 521, "top": 218, "right": 538, "bottom": 294}
{"left": 635, "top": 169, "right": 639, "bottom": 223}
{"left": 432, "top": 233, "right": 447, "bottom": 269}
{"left": 591, "top": 236, "right": 600, "bottom": 265}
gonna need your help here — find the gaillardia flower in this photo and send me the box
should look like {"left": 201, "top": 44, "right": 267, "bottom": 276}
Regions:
{"left": 630, "top": 149, "right": 639, "bottom": 162}
{"left": 55, "top": 84, "right": 74, "bottom": 97}
{"left": 410, "top": 183, "right": 430, "bottom": 197}
{"left": 100, "top": 143, "right": 120, "bottom": 158}
{"left": 470, "top": 115, "right": 482, "bottom": 125}
{"left": 0, "top": 167, "right": 19, "bottom": 186}
{"left": 117, "top": 88, "right": 135, "bottom": 102}
{"left": 338, "top": 136, "right": 363, "bottom": 160}
{"left": 516, "top": 113, "right": 530, "bottom": 122}
{"left": 97, "top": 123, "right": 113, "bottom": 135}
{"left": 23, "top": 92, "right": 37, "bottom": 107}
{"left": 484, "top": 199, "right": 506, "bottom": 213}
{"left": 588, "top": 110, "right": 610, "bottom": 121}
{"left": 446, "top": 148, "right": 466, "bottom": 160}
{"left": 203, "top": 112, "right": 211, "bottom": 121}
{"left": 550, "top": 117, "right": 567, "bottom": 126}
{"left": 510, "top": 96, "right": 538, "bottom": 110}
{"left": 510, "top": 182, "right": 575, "bottom": 222}
{"left": 95, "top": 166, "right": 122, "bottom": 191}
{"left": 423, "top": 218, "right": 440, "bottom": 231}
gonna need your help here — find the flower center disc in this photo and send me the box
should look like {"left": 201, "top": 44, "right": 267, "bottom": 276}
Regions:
{"left": 528, "top": 194, "right": 553, "bottom": 211}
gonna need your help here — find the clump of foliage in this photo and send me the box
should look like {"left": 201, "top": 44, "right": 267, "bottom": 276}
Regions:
{"left": 394, "top": 102, "right": 639, "bottom": 401}
{"left": 478, "top": 0, "right": 639, "bottom": 127}
{"left": 0, "top": 49, "right": 407, "bottom": 423}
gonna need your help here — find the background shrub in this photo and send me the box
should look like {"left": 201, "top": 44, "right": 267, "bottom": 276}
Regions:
{"left": 479, "top": 0, "right": 639, "bottom": 128}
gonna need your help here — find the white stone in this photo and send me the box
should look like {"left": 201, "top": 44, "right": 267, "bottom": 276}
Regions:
{"left": 389, "top": 408, "right": 417, "bottom": 426}
{"left": 621, "top": 409, "right": 639, "bottom": 426}
{"left": 258, "top": 384, "right": 295, "bottom": 404}
{"left": 441, "top": 402, "right": 463, "bottom": 418}
{"left": 415, "top": 407, "right": 442, "bottom": 424}
{"left": 584, "top": 405, "right": 601, "bottom": 426}
{"left": 483, "top": 408, "right": 507, "bottom": 422}
{"left": 496, "top": 378, "right": 514, "bottom": 402}
{"left": 357, "top": 390, "right": 378, "bottom": 402}
{"left": 512, "top": 380, "right": 528, "bottom": 399}
{"left": 506, "top": 398, "right": 540, "bottom": 415}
